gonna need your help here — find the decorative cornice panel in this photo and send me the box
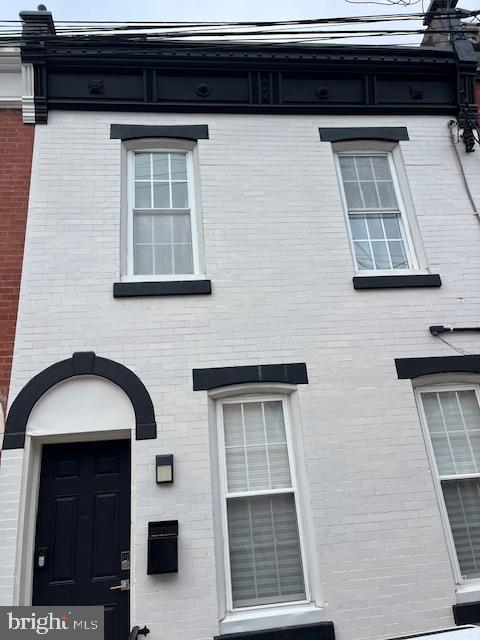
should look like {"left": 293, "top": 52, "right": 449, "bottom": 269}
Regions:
{"left": 18, "top": 37, "right": 476, "bottom": 123}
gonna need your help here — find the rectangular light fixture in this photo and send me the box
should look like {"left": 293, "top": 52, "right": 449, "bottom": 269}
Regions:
{"left": 156, "top": 454, "right": 173, "bottom": 484}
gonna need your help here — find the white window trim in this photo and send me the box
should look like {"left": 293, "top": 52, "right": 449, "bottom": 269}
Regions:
{"left": 121, "top": 140, "right": 205, "bottom": 281}
{"left": 415, "top": 382, "right": 480, "bottom": 589}
{"left": 216, "top": 393, "right": 311, "bottom": 614}
{"left": 334, "top": 144, "right": 427, "bottom": 276}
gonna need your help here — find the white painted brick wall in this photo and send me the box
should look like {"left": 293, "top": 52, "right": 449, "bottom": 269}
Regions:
{"left": 5, "top": 111, "right": 480, "bottom": 640}
{"left": 0, "top": 449, "right": 24, "bottom": 605}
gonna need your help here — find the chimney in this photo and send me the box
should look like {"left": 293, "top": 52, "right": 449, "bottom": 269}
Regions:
{"left": 422, "top": 0, "right": 461, "bottom": 49}
{"left": 20, "top": 5, "right": 56, "bottom": 38}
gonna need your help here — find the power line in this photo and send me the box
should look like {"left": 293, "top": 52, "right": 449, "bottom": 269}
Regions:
{"left": 0, "top": 10, "right": 477, "bottom": 44}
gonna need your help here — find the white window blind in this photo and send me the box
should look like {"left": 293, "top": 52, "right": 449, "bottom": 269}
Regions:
{"left": 132, "top": 151, "right": 194, "bottom": 276}
{"left": 420, "top": 389, "right": 480, "bottom": 580}
{"left": 220, "top": 399, "right": 306, "bottom": 609}
{"left": 337, "top": 153, "right": 413, "bottom": 272}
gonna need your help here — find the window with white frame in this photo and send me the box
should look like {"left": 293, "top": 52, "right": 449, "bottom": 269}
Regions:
{"left": 418, "top": 385, "right": 480, "bottom": 580}
{"left": 217, "top": 396, "right": 308, "bottom": 610}
{"left": 127, "top": 149, "right": 199, "bottom": 277}
{"left": 336, "top": 151, "right": 417, "bottom": 272}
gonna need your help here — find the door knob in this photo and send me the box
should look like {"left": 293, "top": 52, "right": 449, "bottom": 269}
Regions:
{"left": 110, "top": 579, "right": 130, "bottom": 591}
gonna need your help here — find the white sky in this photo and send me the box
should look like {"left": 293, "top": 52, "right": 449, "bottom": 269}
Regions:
{"left": 2, "top": 0, "right": 479, "bottom": 46}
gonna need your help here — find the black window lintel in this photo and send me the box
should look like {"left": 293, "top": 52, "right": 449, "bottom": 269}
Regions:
{"left": 193, "top": 362, "right": 308, "bottom": 391}
{"left": 110, "top": 124, "right": 209, "bottom": 141}
{"left": 319, "top": 127, "right": 409, "bottom": 143}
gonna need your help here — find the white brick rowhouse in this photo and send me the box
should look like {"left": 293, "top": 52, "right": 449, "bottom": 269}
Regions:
{"left": 2, "top": 5, "right": 480, "bottom": 640}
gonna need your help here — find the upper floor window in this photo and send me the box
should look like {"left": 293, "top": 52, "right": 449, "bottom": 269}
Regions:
{"left": 126, "top": 148, "right": 201, "bottom": 279}
{"left": 217, "top": 395, "right": 308, "bottom": 610}
{"left": 336, "top": 150, "right": 418, "bottom": 273}
{"left": 417, "top": 384, "right": 480, "bottom": 581}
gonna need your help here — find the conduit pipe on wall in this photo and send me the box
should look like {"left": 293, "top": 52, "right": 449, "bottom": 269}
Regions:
{"left": 448, "top": 119, "right": 480, "bottom": 220}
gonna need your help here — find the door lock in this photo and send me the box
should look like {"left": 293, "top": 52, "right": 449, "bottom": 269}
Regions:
{"left": 35, "top": 547, "right": 48, "bottom": 569}
{"left": 110, "top": 579, "right": 130, "bottom": 592}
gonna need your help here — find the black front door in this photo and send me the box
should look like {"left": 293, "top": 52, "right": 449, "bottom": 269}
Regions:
{"left": 33, "top": 440, "right": 131, "bottom": 640}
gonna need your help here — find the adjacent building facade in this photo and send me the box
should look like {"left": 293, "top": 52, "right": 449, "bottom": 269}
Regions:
{"left": 0, "top": 46, "right": 34, "bottom": 435}
{"left": 2, "top": 4, "right": 480, "bottom": 640}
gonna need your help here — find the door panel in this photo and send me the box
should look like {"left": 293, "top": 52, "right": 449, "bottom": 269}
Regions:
{"left": 33, "top": 440, "right": 130, "bottom": 640}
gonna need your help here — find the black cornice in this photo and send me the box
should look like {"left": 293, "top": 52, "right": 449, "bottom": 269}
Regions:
{"left": 23, "top": 38, "right": 457, "bottom": 67}
{"left": 19, "top": 35, "right": 474, "bottom": 124}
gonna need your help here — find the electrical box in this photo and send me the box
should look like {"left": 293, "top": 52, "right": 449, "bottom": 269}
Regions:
{"left": 147, "top": 520, "right": 178, "bottom": 575}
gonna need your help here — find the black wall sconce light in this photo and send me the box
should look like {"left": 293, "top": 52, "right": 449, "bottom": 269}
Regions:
{"left": 156, "top": 454, "right": 174, "bottom": 484}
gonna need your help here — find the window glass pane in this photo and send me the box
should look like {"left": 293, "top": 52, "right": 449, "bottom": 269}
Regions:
{"left": 153, "top": 183, "right": 170, "bottom": 209}
{"left": 134, "top": 153, "right": 151, "bottom": 180}
{"left": 422, "top": 393, "right": 444, "bottom": 432}
{"left": 152, "top": 153, "right": 169, "bottom": 181}
{"left": 172, "top": 182, "right": 189, "bottom": 209}
{"left": 173, "top": 244, "right": 193, "bottom": 274}
{"left": 134, "top": 182, "right": 151, "bottom": 209}
{"left": 431, "top": 435, "right": 456, "bottom": 475}
{"left": 422, "top": 390, "right": 480, "bottom": 476}
{"left": 383, "top": 214, "right": 402, "bottom": 239}
{"left": 268, "top": 444, "right": 292, "bottom": 489}
{"left": 134, "top": 214, "right": 153, "bottom": 244}
{"left": 244, "top": 403, "right": 265, "bottom": 446}
{"left": 225, "top": 448, "right": 248, "bottom": 493}
{"left": 377, "top": 181, "right": 397, "bottom": 209}
{"left": 339, "top": 156, "right": 356, "bottom": 181}
{"left": 443, "top": 479, "right": 480, "bottom": 579}
{"left": 227, "top": 494, "right": 305, "bottom": 608}
{"left": 344, "top": 182, "right": 363, "bottom": 209}
{"left": 154, "top": 245, "right": 173, "bottom": 275}
{"left": 360, "top": 181, "right": 379, "bottom": 208}
{"left": 366, "top": 215, "right": 385, "bottom": 240}
{"left": 171, "top": 153, "right": 187, "bottom": 180}
{"left": 246, "top": 446, "right": 269, "bottom": 491}
{"left": 450, "top": 434, "right": 476, "bottom": 474}
{"left": 371, "top": 156, "right": 391, "bottom": 180}
{"left": 264, "top": 401, "right": 287, "bottom": 443}
{"left": 356, "top": 157, "right": 374, "bottom": 181}
{"left": 372, "top": 241, "right": 391, "bottom": 270}
{"left": 353, "top": 241, "right": 374, "bottom": 270}
{"left": 223, "top": 404, "right": 243, "bottom": 447}
{"left": 153, "top": 215, "right": 172, "bottom": 244}
{"left": 388, "top": 241, "right": 408, "bottom": 269}
{"left": 223, "top": 401, "right": 291, "bottom": 493}
{"left": 172, "top": 214, "right": 192, "bottom": 244}
{"left": 462, "top": 393, "right": 480, "bottom": 430}
{"left": 349, "top": 216, "right": 367, "bottom": 240}
{"left": 134, "top": 244, "right": 153, "bottom": 275}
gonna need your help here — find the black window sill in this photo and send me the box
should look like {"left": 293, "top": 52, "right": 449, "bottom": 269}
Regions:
{"left": 214, "top": 621, "right": 335, "bottom": 640}
{"left": 113, "top": 280, "right": 212, "bottom": 298}
{"left": 353, "top": 274, "right": 441, "bottom": 290}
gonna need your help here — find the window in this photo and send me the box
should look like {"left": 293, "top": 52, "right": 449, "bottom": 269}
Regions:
{"left": 126, "top": 148, "right": 200, "bottom": 278}
{"left": 418, "top": 385, "right": 480, "bottom": 581}
{"left": 336, "top": 151, "right": 418, "bottom": 272}
{"left": 217, "top": 396, "right": 308, "bottom": 610}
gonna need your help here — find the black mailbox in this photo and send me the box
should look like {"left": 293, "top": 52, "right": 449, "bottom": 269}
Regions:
{"left": 147, "top": 520, "right": 178, "bottom": 575}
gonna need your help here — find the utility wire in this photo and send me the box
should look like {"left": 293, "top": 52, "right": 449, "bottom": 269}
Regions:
{"left": 0, "top": 10, "right": 477, "bottom": 43}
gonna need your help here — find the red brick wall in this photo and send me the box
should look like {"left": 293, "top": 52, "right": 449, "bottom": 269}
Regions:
{"left": 0, "top": 110, "right": 34, "bottom": 415}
